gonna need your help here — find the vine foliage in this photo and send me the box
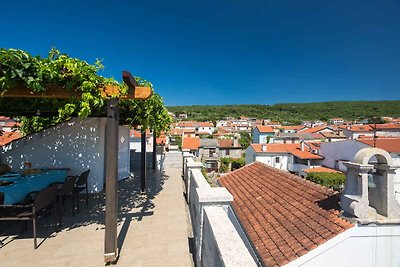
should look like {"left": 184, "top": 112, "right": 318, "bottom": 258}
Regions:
{"left": 0, "top": 48, "right": 171, "bottom": 135}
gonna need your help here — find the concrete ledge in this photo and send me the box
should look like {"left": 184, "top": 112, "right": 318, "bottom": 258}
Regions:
{"left": 191, "top": 169, "right": 210, "bottom": 189}
{"left": 203, "top": 206, "right": 257, "bottom": 267}
{"left": 197, "top": 187, "right": 233, "bottom": 203}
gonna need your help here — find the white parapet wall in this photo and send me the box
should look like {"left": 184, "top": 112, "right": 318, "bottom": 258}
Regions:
{"left": 1, "top": 117, "right": 130, "bottom": 193}
{"left": 183, "top": 152, "right": 258, "bottom": 267}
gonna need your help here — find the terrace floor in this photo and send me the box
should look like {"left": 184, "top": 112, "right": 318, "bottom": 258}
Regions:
{"left": 0, "top": 152, "right": 193, "bottom": 267}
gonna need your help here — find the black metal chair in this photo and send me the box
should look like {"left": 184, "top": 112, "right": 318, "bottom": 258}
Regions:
{"left": 74, "top": 170, "right": 90, "bottom": 213}
{"left": 56, "top": 175, "right": 78, "bottom": 226}
{"left": 0, "top": 184, "right": 58, "bottom": 249}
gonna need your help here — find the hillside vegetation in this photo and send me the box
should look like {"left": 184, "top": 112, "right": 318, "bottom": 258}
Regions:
{"left": 167, "top": 101, "right": 400, "bottom": 124}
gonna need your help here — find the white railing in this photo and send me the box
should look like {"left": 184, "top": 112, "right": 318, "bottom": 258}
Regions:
{"left": 183, "top": 152, "right": 258, "bottom": 267}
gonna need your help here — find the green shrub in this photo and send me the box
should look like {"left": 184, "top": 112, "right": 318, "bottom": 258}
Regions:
{"left": 306, "top": 172, "right": 346, "bottom": 189}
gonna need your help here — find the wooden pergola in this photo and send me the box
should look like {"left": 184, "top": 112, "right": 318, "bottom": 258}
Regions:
{"left": 1, "top": 71, "right": 151, "bottom": 263}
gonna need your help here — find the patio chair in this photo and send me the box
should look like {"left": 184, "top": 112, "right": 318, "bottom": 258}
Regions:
{"left": 0, "top": 184, "right": 58, "bottom": 249}
{"left": 74, "top": 170, "right": 90, "bottom": 213}
{"left": 56, "top": 175, "right": 78, "bottom": 226}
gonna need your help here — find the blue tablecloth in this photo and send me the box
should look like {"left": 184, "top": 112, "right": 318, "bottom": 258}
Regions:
{"left": 0, "top": 170, "right": 67, "bottom": 205}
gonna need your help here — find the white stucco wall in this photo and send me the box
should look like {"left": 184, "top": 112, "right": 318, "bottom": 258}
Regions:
{"left": 118, "top": 126, "right": 130, "bottom": 181}
{"left": 319, "top": 140, "right": 369, "bottom": 172}
{"left": 254, "top": 154, "right": 289, "bottom": 171}
{"left": 285, "top": 225, "right": 400, "bottom": 267}
{"left": 1, "top": 118, "right": 130, "bottom": 193}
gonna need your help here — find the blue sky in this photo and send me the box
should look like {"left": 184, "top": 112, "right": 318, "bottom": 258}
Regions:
{"left": 1, "top": 0, "right": 399, "bottom": 106}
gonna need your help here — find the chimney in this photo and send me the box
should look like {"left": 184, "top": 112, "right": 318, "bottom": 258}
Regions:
{"left": 233, "top": 138, "right": 239, "bottom": 147}
{"left": 300, "top": 140, "right": 304, "bottom": 151}
{"left": 261, "top": 144, "right": 267, "bottom": 152}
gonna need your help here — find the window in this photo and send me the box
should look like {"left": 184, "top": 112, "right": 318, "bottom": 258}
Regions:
{"left": 209, "top": 149, "right": 216, "bottom": 157}
{"left": 226, "top": 149, "right": 230, "bottom": 156}
{"left": 275, "top": 157, "right": 280, "bottom": 163}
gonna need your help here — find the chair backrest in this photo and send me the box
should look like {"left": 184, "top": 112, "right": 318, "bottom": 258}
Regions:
{"left": 60, "top": 176, "right": 78, "bottom": 195}
{"left": 76, "top": 170, "right": 90, "bottom": 186}
{"left": 34, "top": 185, "right": 57, "bottom": 211}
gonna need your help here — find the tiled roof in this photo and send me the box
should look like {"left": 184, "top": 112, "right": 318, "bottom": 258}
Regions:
{"left": 371, "top": 123, "right": 400, "bottom": 130}
{"left": 200, "top": 138, "right": 218, "bottom": 148}
{"left": 303, "top": 167, "right": 342, "bottom": 174}
{"left": 339, "top": 125, "right": 373, "bottom": 132}
{"left": 169, "top": 128, "right": 194, "bottom": 135}
{"left": 218, "top": 139, "right": 240, "bottom": 148}
{"left": 156, "top": 136, "right": 166, "bottom": 145}
{"left": 218, "top": 162, "right": 353, "bottom": 267}
{"left": 298, "top": 126, "right": 328, "bottom": 134}
{"left": 250, "top": 143, "right": 323, "bottom": 159}
{"left": 357, "top": 138, "right": 400, "bottom": 153}
{"left": 255, "top": 125, "right": 275, "bottom": 133}
{"left": 182, "top": 137, "right": 200, "bottom": 150}
{"left": 0, "top": 131, "right": 22, "bottom": 146}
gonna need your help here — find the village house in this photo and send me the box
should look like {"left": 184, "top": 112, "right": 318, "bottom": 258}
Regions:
{"left": 245, "top": 142, "right": 324, "bottom": 174}
{"left": 198, "top": 138, "right": 219, "bottom": 172}
{"left": 330, "top": 117, "right": 345, "bottom": 125}
{"left": 252, "top": 125, "right": 275, "bottom": 144}
{"left": 181, "top": 136, "right": 200, "bottom": 156}
{"left": 172, "top": 121, "right": 215, "bottom": 135}
{"left": 217, "top": 139, "right": 242, "bottom": 158}
{"left": 340, "top": 125, "right": 374, "bottom": 139}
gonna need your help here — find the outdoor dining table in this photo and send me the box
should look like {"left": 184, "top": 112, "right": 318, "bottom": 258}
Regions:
{"left": 0, "top": 169, "right": 68, "bottom": 205}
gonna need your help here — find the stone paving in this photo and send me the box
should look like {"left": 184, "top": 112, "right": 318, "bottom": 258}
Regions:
{"left": 0, "top": 152, "right": 193, "bottom": 267}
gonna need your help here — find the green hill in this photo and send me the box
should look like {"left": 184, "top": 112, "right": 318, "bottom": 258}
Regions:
{"left": 167, "top": 101, "right": 400, "bottom": 124}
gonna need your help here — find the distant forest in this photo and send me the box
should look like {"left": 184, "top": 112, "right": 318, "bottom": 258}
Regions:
{"left": 167, "top": 101, "right": 400, "bottom": 124}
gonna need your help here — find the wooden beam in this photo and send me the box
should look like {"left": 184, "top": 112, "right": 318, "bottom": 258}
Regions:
{"left": 122, "top": 71, "right": 139, "bottom": 88}
{"left": 0, "top": 84, "right": 80, "bottom": 99}
{"left": 141, "top": 130, "right": 147, "bottom": 192}
{"left": 153, "top": 132, "right": 157, "bottom": 172}
{"left": 1, "top": 84, "right": 151, "bottom": 100}
{"left": 104, "top": 98, "right": 119, "bottom": 263}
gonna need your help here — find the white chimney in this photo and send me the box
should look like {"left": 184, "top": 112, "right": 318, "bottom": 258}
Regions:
{"left": 300, "top": 141, "right": 304, "bottom": 151}
{"left": 233, "top": 139, "right": 239, "bottom": 147}
{"left": 261, "top": 144, "right": 267, "bottom": 152}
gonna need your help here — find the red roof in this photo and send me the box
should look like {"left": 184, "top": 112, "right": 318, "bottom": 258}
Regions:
{"left": 371, "top": 123, "right": 400, "bottom": 130}
{"left": 255, "top": 125, "right": 275, "bottom": 133}
{"left": 182, "top": 137, "right": 200, "bottom": 150}
{"left": 250, "top": 143, "right": 323, "bottom": 159}
{"left": 217, "top": 139, "right": 240, "bottom": 148}
{"left": 303, "top": 167, "right": 343, "bottom": 174}
{"left": 339, "top": 125, "right": 373, "bottom": 132}
{"left": 0, "top": 131, "right": 22, "bottom": 146}
{"left": 156, "top": 136, "right": 166, "bottom": 145}
{"left": 298, "top": 126, "right": 328, "bottom": 134}
{"left": 218, "top": 162, "right": 353, "bottom": 267}
{"left": 357, "top": 138, "right": 400, "bottom": 153}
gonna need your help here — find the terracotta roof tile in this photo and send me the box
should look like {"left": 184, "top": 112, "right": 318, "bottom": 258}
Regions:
{"left": 298, "top": 126, "right": 327, "bottom": 133}
{"left": 218, "top": 162, "right": 353, "bottom": 267}
{"left": 304, "top": 167, "right": 342, "bottom": 174}
{"left": 0, "top": 131, "right": 22, "bottom": 146}
{"left": 182, "top": 137, "right": 200, "bottom": 150}
{"left": 339, "top": 125, "right": 373, "bottom": 132}
{"left": 250, "top": 143, "right": 323, "bottom": 160}
{"left": 255, "top": 125, "right": 275, "bottom": 133}
{"left": 357, "top": 138, "right": 400, "bottom": 153}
